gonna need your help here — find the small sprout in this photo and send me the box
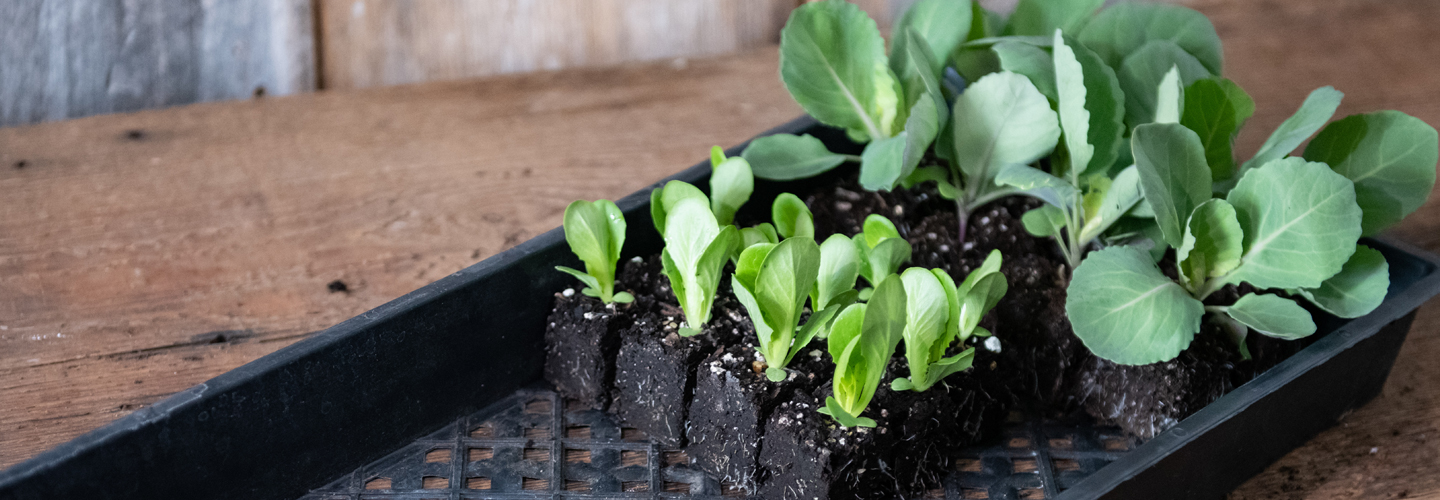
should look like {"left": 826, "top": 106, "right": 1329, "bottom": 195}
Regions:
{"left": 709, "top": 146, "right": 754, "bottom": 226}
{"left": 556, "top": 199, "right": 633, "bottom": 304}
{"left": 654, "top": 181, "right": 739, "bottom": 336}
{"left": 772, "top": 193, "right": 814, "bottom": 239}
{"left": 818, "top": 276, "right": 906, "bottom": 428}
{"left": 853, "top": 215, "right": 912, "bottom": 290}
{"left": 732, "top": 237, "right": 835, "bottom": 382}
{"left": 891, "top": 250, "right": 1006, "bottom": 392}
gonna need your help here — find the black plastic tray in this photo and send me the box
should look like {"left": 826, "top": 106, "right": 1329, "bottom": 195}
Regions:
{"left": 2, "top": 117, "right": 1438, "bottom": 500}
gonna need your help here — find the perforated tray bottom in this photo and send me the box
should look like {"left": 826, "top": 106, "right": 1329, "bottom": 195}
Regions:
{"left": 299, "top": 388, "right": 1139, "bottom": 500}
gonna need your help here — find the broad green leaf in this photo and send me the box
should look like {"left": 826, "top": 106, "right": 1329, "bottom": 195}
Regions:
{"left": 662, "top": 197, "right": 737, "bottom": 333}
{"left": 1053, "top": 30, "right": 1094, "bottom": 179}
{"left": 860, "top": 213, "right": 902, "bottom": 247}
{"left": 1238, "top": 86, "right": 1343, "bottom": 175}
{"left": 827, "top": 276, "right": 906, "bottom": 422}
{"left": 1180, "top": 78, "right": 1243, "bottom": 181}
{"left": 1005, "top": 0, "right": 1104, "bottom": 36}
{"left": 773, "top": 193, "right": 815, "bottom": 239}
{"left": 740, "top": 223, "right": 779, "bottom": 251}
{"left": 665, "top": 198, "right": 720, "bottom": 277}
{"left": 1226, "top": 293, "right": 1316, "bottom": 340}
{"left": 780, "top": 0, "right": 899, "bottom": 141}
{"left": 899, "top": 268, "right": 952, "bottom": 390}
{"left": 1022, "top": 205, "right": 1067, "bottom": 237}
{"left": 1078, "top": 2, "right": 1224, "bottom": 74}
{"left": 993, "top": 41, "right": 1057, "bottom": 103}
{"left": 744, "top": 237, "right": 821, "bottom": 379}
{"left": 1176, "top": 199, "right": 1243, "bottom": 290}
{"left": 710, "top": 155, "right": 754, "bottom": 226}
{"left": 813, "top": 234, "right": 862, "bottom": 312}
{"left": 859, "top": 134, "right": 908, "bottom": 192}
{"left": 1119, "top": 41, "right": 1211, "bottom": 129}
{"left": 893, "top": 28, "right": 950, "bottom": 120}
{"left": 1154, "top": 66, "right": 1184, "bottom": 124}
{"left": 853, "top": 214, "right": 910, "bottom": 286}
{"left": 1078, "top": 165, "right": 1144, "bottom": 243}
{"left": 1069, "top": 35, "right": 1126, "bottom": 176}
{"left": 1303, "top": 111, "right": 1440, "bottom": 234}
{"left": 1132, "top": 123, "right": 1213, "bottom": 248}
{"left": 1066, "top": 246, "right": 1205, "bottom": 365}
{"left": 1296, "top": 244, "right": 1389, "bottom": 318}
{"left": 864, "top": 275, "right": 909, "bottom": 354}
{"left": 951, "top": 71, "right": 1061, "bottom": 187}
{"left": 559, "top": 199, "right": 627, "bottom": 302}
{"left": 743, "top": 134, "right": 850, "bottom": 181}
{"left": 1220, "top": 78, "right": 1255, "bottom": 129}
{"left": 650, "top": 181, "right": 707, "bottom": 235}
{"left": 994, "top": 164, "right": 1079, "bottom": 209}
{"left": 902, "top": 94, "right": 943, "bottom": 181}
{"left": 954, "top": 249, "right": 1007, "bottom": 341}
{"left": 892, "top": 0, "right": 971, "bottom": 74}
{"left": 1226, "top": 157, "right": 1362, "bottom": 290}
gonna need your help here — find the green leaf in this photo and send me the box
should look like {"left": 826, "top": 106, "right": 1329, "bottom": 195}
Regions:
{"left": 954, "top": 249, "right": 1007, "bottom": 341}
{"left": 951, "top": 71, "right": 1061, "bottom": 188}
{"left": 892, "top": 0, "right": 971, "bottom": 73}
{"left": 993, "top": 41, "right": 1057, "bottom": 103}
{"left": 1078, "top": 165, "right": 1143, "bottom": 243}
{"left": 1180, "top": 78, "right": 1243, "bottom": 181}
{"left": 995, "top": 164, "right": 1079, "bottom": 209}
{"left": 1153, "top": 66, "right": 1184, "bottom": 125}
{"left": 710, "top": 145, "right": 726, "bottom": 168}
{"left": 555, "top": 265, "right": 602, "bottom": 294}
{"left": 1066, "top": 246, "right": 1205, "bottom": 365}
{"left": 1022, "top": 205, "right": 1067, "bottom": 237}
{"left": 1296, "top": 244, "right": 1389, "bottom": 318}
{"left": 1053, "top": 30, "right": 1094, "bottom": 179}
{"left": 1225, "top": 157, "right": 1362, "bottom": 290}
{"left": 780, "top": 0, "right": 899, "bottom": 141}
{"left": 921, "top": 348, "right": 976, "bottom": 389}
{"left": 825, "top": 276, "right": 906, "bottom": 425}
{"left": 1132, "top": 123, "right": 1214, "bottom": 249}
{"left": 1176, "top": 199, "right": 1243, "bottom": 290}
{"left": 650, "top": 181, "right": 707, "bottom": 235}
{"left": 1077, "top": 2, "right": 1224, "bottom": 74}
{"left": 662, "top": 198, "right": 738, "bottom": 332}
{"left": 743, "top": 134, "right": 850, "bottom": 181}
{"left": 820, "top": 396, "right": 876, "bottom": 428}
{"left": 860, "top": 134, "right": 907, "bottom": 192}
{"left": 1303, "top": 111, "right": 1440, "bottom": 235}
{"left": 1238, "top": 86, "right": 1343, "bottom": 176}
{"left": 710, "top": 155, "right": 754, "bottom": 226}
{"left": 735, "top": 237, "right": 821, "bottom": 375}
{"left": 898, "top": 267, "right": 953, "bottom": 391}
{"left": 1220, "top": 78, "right": 1256, "bottom": 130}
{"left": 1119, "top": 41, "right": 1211, "bottom": 129}
{"left": 892, "top": 28, "right": 950, "bottom": 122}
{"left": 560, "top": 199, "right": 627, "bottom": 302}
{"left": 772, "top": 193, "right": 815, "bottom": 239}
{"left": 1226, "top": 293, "right": 1316, "bottom": 340}
{"left": 854, "top": 215, "right": 911, "bottom": 286}
{"left": 1005, "top": 0, "right": 1104, "bottom": 36}
{"left": 739, "top": 223, "right": 780, "bottom": 252}
{"left": 813, "top": 234, "right": 862, "bottom": 312}
{"left": 1067, "top": 34, "right": 1126, "bottom": 176}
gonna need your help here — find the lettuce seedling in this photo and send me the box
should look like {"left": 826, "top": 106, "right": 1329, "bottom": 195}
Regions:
{"left": 772, "top": 193, "right": 814, "bottom": 239}
{"left": 811, "top": 234, "right": 861, "bottom": 314}
{"left": 1068, "top": 117, "right": 1435, "bottom": 364}
{"left": 732, "top": 237, "right": 836, "bottom": 381}
{"left": 853, "top": 215, "right": 912, "bottom": 290}
{"left": 556, "top": 199, "right": 633, "bottom": 304}
{"left": 818, "top": 275, "right": 907, "bottom": 428}
{"left": 709, "top": 146, "right": 754, "bottom": 226}
{"left": 653, "top": 181, "right": 739, "bottom": 336}
{"left": 892, "top": 250, "right": 1007, "bottom": 392}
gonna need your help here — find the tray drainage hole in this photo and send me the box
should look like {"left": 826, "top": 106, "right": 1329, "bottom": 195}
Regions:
{"left": 565, "top": 480, "right": 592, "bottom": 492}
{"left": 621, "top": 481, "right": 648, "bottom": 492}
{"left": 565, "top": 449, "right": 592, "bottom": 463}
{"left": 524, "top": 447, "right": 551, "bottom": 462}
{"left": 620, "top": 450, "right": 648, "bottom": 467}
{"left": 565, "top": 399, "right": 591, "bottom": 412}
{"left": 621, "top": 427, "right": 647, "bottom": 441}
{"left": 468, "top": 447, "right": 494, "bottom": 461}
{"left": 1054, "top": 458, "right": 1082, "bottom": 472}
{"left": 565, "top": 425, "right": 591, "bottom": 440}
{"left": 422, "top": 476, "right": 449, "bottom": 489}
{"left": 522, "top": 478, "right": 549, "bottom": 490}
{"left": 363, "top": 477, "right": 392, "bottom": 490}
{"left": 1013, "top": 459, "right": 1038, "bottom": 473}
{"left": 1102, "top": 436, "right": 1131, "bottom": 451}
{"left": 955, "top": 458, "right": 983, "bottom": 472}
{"left": 1048, "top": 437, "right": 1074, "bottom": 450}
{"left": 663, "top": 450, "right": 689, "bottom": 466}
{"left": 524, "top": 399, "right": 553, "bottom": 414}
{"left": 961, "top": 488, "right": 988, "bottom": 499}
{"left": 1019, "top": 488, "right": 1045, "bottom": 499}
{"left": 663, "top": 481, "right": 691, "bottom": 493}
{"left": 524, "top": 426, "right": 552, "bottom": 440}
{"left": 1007, "top": 437, "right": 1031, "bottom": 448}
{"left": 721, "top": 482, "right": 746, "bottom": 497}
{"left": 424, "top": 448, "right": 451, "bottom": 463}
{"left": 469, "top": 424, "right": 494, "bottom": 438}
{"left": 465, "top": 477, "right": 491, "bottom": 490}
{"left": 923, "top": 488, "right": 945, "bottom": 499}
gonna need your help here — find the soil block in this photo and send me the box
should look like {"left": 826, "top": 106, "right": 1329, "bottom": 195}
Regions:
{"left": 543, "top": 293, "right": 625, "bottom": 409}
{"left": 1075, "top": 330, "right": 1242, "bottom": 439}
{"left": 685, "top": 341, "right": 832, "bottom": 492}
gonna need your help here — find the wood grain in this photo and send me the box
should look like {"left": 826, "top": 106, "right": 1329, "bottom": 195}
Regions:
{"left": 0, "top": 0, "right": 1438, "bottom": 498}
{"left": 317, "top": 0, "right": 795, "bottom": 90}
{"left": 0, "top": 0, "right": 316, "bottom": 127}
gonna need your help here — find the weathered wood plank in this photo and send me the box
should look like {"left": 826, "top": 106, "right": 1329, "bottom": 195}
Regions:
{"left": 317, "top": 0, "right": 796, "bottom": 90}
{"left": 0, "top": 0, "right": 315, "bottom": 127}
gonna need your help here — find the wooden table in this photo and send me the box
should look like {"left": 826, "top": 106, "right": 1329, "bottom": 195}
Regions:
{"left": 2, "top": 0, "right": 1437, "bottom": 497}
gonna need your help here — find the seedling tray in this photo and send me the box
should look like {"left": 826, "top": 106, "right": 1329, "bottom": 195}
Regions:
{"left": 2, "top": 117, "right": 1437, "bottom": 500}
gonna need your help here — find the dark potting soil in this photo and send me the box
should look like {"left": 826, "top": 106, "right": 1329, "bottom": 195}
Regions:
{"left": 543, "top": 292, "right": 626, "bottom": 409}
{"left": 686, "top": 336, "right": 834, "bottom": 492}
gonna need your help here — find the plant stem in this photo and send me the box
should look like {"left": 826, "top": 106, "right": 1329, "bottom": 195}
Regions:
{"left": 1205, "top": 305, "right": 1230, "bottom": 314}
{"left": 955, "top": 199, "right": 969, "bottom": 251}
{"left": 842, "top": 154, "right": 864, "bottom": 163}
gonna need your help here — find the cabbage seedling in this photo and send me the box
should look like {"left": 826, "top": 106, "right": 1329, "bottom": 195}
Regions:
{"left": 853, "top": 215, "right": 912, "bottom": 290}
{"left": 555, "top": 199, "right": 633, "bottom": 304}
{"left": 654, "top": 181, "right": 739, "bottom": 336}
{"left": 818, "top": 275, "right": 907, "bottom": 428}
{"left": 892, "top": 250, "right": 1007, "bottom": 392}
{"left": 733, "top": 237, "right": 839, "bottom": 381}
